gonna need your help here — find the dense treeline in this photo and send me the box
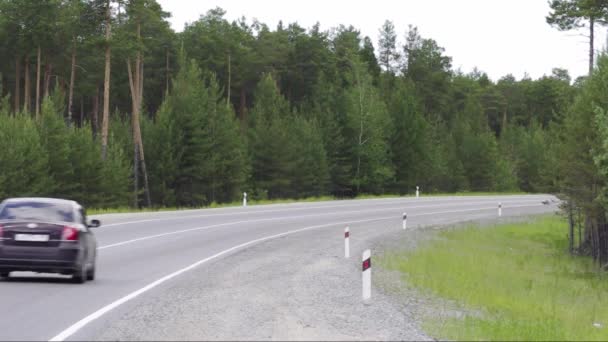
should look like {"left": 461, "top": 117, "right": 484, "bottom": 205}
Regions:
{"left": 561, "top": 54, "right": 608, "bottom": 266}
{"left": 0, "top": 1, "right": 582, "bottom": 214}
{"left": 544, "top": 0, "right": 608, "bottom": 266}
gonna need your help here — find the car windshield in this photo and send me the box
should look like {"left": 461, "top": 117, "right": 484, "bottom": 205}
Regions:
{"left": 0, "top": 201, "right": 74, "bottom": 222}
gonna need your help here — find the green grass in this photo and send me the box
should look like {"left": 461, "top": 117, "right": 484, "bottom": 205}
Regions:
{"left": 87, "top": 196, "right": 336, "bottom": 215}
{"left": 379, "top": 215, "right": 608, "bottom": 341}
{"left": 88, "top": 191, "right": 528, "bottom": 215}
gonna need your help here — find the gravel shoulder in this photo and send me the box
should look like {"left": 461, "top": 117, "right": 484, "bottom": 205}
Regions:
{"left": 90, "top": 212, "right": 554, "bottom": 341}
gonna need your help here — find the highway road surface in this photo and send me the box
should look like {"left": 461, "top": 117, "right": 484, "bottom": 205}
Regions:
{"left": 0, "top": 195, "right": 559, "bottom": 341}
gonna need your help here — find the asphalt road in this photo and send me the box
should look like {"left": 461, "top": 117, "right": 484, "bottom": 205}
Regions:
{"left": 0, "top": 195, "right": 559, "bottom": 341}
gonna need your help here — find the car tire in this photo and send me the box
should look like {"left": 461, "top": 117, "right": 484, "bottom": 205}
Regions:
{"left": 86, "top": 263, "right": 95, "bottom": 281}
{"left": 72, "top": 263, "right": 87, "bottom": 284}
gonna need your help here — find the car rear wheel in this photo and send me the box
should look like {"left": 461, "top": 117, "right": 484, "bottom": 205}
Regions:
{"left": 86, "top": 264, "right": 95, "bottom": 281}
{"left": 72, "top": 263, "right": 87, "bottom": 284}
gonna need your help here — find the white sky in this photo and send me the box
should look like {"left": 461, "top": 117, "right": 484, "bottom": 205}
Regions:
{"left": 158, "top": 0, "right": 607, "bottom": 82}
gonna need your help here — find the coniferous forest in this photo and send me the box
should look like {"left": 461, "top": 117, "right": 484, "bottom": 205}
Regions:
{"left": 3, "top": 1, "right": 608, "bottom": 264}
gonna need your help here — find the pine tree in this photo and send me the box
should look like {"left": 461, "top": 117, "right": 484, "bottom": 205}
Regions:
{"left": 558, "top": 54, "right": 608, "bottom": 213}
{"left": 459, "top": 128, "right": 501, "bottom": 191}
{"left": 99, "top": 131, "right": 132, "bottom": 207}
{"left": 201, "top": 76, "right": 248, "bottom": 203}
{"left": 67, "top": 124, "right": 104, "bottom": 206}
{"left": 427, "top": 122, "right": 468, "bottom": 192}
{"left": 158, "top": 57, "right": 209, "bottom": 206}
{"left": 143, "top": 102, "right": 178, "bottom": 206}
{"left": 388, "top": 81, "right": 431, "bottom": 194}
{"left": 247, "top": 74, "right": 296, "bottom": 199}
{"left": 342, "top": 56, "right": 393, "bottom": 194}
{"left": 547, "top": 0, "right": 608, "bottom": 75}
{"left": 289, "top": 115, "right": 330, "bottom": 198}
{"left": 0, "top": 113, "right": 51, "bottom": 198}
{"left": 38, "top": 96, "right": 76, "bottom": 199}
{"left": 147, "top": 55, "right": 248, "bottom": 206}
{"left": 378, "top": 20, "right": 400, "bottom": 74}
{"left": 309, "top": 74, "right": 354, "bottom": 197}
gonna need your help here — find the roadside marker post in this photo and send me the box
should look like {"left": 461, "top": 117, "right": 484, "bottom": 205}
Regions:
{"left": 362, "top": 249, "right": 371, "bottom": 301}
{"left": 498, "top": 202, "right": 502, "bottom": 217}
{"left": 344, "top": 227, "right": 350, "bottom": 258}
{"left": 243, "top": 192, "right": 247, "bottom": 207}
{"left": 402, "top": 212, "right": 407, "bottom": 230}
{"left": 416, "top": 186, "right": 420, "bottom": 198}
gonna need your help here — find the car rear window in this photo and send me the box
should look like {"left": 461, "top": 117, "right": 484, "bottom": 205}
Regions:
{"left": 0, "top": 201, "right": 74, "bottom": 222}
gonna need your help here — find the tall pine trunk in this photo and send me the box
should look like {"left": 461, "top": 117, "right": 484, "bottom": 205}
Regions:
{"left": 43, "top": 60, "right": 53, "bottom": 99}
{"left": 227, "top": 52, "right": 231, "bottom": 106}
{"left": 239, "top": 88, "right": 246, "bottom": 120}
{"left": 138, "top": 81, "right": 151, "bottom": 207}
{"left": 24, "top": 56, "right": 30, "bottom": 113}
{"left": 569, "top": 202, "right": 575, "bottom": 253}
{"left": 101, "top": 0, "right": 111, "bottom": 160}
{"left": 165, "top": 47, "right": 170, "bottom": 95}
{"left": 35, "top": 46, "right": 41, "bottom": 119}
{"left": 68, "top": 41, "right": 76, "bottom": 124}
{"left": 14, "top": 56, "right": 20, "bottom": 113}
{"left": 133, "top": 140, "right": 140, "bottom": 208}
{"left": 589, "top": 17, "right": 595, "bottom": 76}
{"left": 502, "top": 105, "right": 508, "bottom": 134}
{"left": 127, "top": 21, "right": 152, "bottom": 208}
{"left": 354, "top": 66, "right": 365, "bottom": 195}
{"left": 127, "top": 57, "right": 151, "bottom": 208}
{"left": 139, "top": 59, "right": 144, "bottom": 105}
{"left": 92, "top": 87, "right": 100, "bottom": 137}
{"left": 127, "top": 58, "right": 138, "bottom": 206}
{"left": 80, "top": 97, "right": 84, "bottom": 127}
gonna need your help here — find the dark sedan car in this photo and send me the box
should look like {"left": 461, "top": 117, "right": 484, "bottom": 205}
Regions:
{"left": 0, "top": 198, "right": 100, "bottom": 283}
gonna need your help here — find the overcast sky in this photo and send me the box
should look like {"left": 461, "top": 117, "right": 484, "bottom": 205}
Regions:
{"left": 157, "top": 0, "right": 607, "bottom": 82}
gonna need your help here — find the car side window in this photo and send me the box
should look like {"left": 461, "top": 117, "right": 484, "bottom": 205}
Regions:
{"left": 73, "top": 207, "right": 85, "bottom": 226}
{"left": 80, "top": 208, "right": 88, "bottom": 226}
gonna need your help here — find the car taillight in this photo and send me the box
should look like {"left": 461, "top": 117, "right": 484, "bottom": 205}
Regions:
{"left": 62, "top": 226, "right": 79, "bottom": 241}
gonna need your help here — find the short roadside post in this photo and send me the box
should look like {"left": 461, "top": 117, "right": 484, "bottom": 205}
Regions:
{"left": 243, "top": 192, "right": 247, "bottom": 207}
{"left": 344, "top": 227, "right": 350, "bottom": 258}
{"left": 416, "top": 186, "right": 420, "bottom": 198}
{"left": 402, "top": 212, "right": 407, "bottom": 230}
{"left": 498, "top": 202, "right": 502, "bottom": 217}
{"left": 362, "top": 249, "right": 371, "bottom": 301}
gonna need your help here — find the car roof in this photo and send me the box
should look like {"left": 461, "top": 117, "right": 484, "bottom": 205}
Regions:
{"left": 2, "top": 197, "right": 79, "bottom": 207}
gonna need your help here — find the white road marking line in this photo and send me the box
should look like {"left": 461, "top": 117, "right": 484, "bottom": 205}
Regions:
{"left": 414, "top": 204, "right": 548, "bottom": 217}
{"left": 50, "top": 202, "right": 552, "bottom": 341}
{"left": 98, "top": 205, "right": 437, "bottom": 249}
{"left": 99, "top": 198, "right": 546, "bottom": 227}
{"left": 97, "top": 201, "right": 547, "bottom": 249}
{"left": 50, "top": 215, "right": 394, "bottom": 342}
{"left": 97, "top": 195, "right": 545, "bottom": 223}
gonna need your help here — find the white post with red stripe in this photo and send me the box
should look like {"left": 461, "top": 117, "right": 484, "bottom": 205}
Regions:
{"left": 344, "top": 227, "right": 350, "bottom": 258}
{"left": 243, "top": 192, "right": 247, "bottom": 207}
{"left": 498, "top": 202, "right": 502, "bottom": 217}
{"left": 362, "top": 249, "right": 371, "bottom": 301}
{"left": 402, "top": 212, "right": 407, "bottom": 230}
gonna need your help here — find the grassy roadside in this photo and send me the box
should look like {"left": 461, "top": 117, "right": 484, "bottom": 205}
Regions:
{"left": 88, "top": 191, "right": 528, "bottom": 215}
{"left": 379, "top": 215, "right": 608, "bottom": 341}
{"left": 88, "top": 196, "right": 335, "bottom": 215}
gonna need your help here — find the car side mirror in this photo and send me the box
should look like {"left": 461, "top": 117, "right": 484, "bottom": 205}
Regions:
{"left": 88, "top": 219, "right": 101, "bottom": 228}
